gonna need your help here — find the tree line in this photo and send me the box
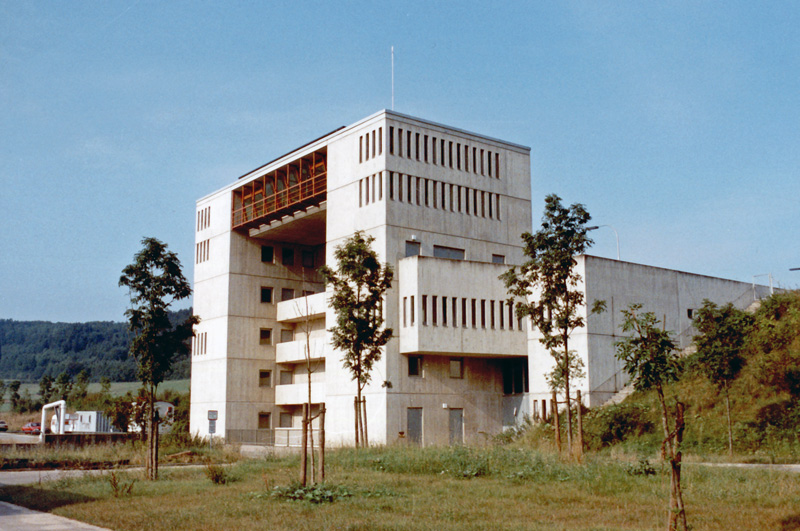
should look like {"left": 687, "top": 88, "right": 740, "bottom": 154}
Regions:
{"left": 0, "top": 309, "right": 192, "bottom": 383}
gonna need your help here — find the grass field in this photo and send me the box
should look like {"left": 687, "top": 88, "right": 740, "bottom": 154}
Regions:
{"left": 1, "top": 446, "right": 798, "bottom": 531}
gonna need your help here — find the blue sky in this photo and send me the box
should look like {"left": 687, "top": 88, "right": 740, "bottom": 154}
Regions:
{"left": 2, "top": 1, "right": 799, "bottom": 323}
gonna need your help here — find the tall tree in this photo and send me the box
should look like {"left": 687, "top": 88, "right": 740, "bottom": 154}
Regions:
{"left": 500, "top": 194, "right": 601, "bottom": 456}
{"left": 616, "top": 304, "right": 687, "bottom": 531}
{"left": 320, "top": 231, "right": 393, "bottom": 448}
{"left": 692, "top": 300, "right": 753, "bottom": 456}
{"left": 119, "top": 237, "right": 197, "bottom": 480}
{"left": 0, "top": 380, "right": 6, "bottom": 408}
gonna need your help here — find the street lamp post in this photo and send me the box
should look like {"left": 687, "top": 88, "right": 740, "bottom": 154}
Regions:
{"left": 586, "top": 225, "right": 620, "bottom": 260}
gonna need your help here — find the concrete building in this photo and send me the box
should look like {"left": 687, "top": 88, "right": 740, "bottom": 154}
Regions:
{"left": 191, "top": 110, "right": 532, "bottom": 446}
{"left": 190, "top": 110, "right": 766, "bottom": 445}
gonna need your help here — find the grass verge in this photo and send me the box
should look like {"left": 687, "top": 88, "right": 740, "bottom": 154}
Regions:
{"left": 0, "top": 446, "right": 798, "bottom": 530}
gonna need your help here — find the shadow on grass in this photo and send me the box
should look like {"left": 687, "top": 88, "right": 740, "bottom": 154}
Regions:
{"left": 0, "top": 485, "right": 97, "bottom": 512}
{"left": 781, "top": 514, "right": 800, "bottom": 531}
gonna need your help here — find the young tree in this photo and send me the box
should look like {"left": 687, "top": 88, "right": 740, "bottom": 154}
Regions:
{"left": 320, "top": 231, "right": 393, "bottom": 448}
{"left": 501, "top": 194, "right": 601, "bottom": 456}
{"left": 9, "top": 380, "right": 21, "bottom": 411}
{"left": 119, "top": 237, "right": 197, "bottom": 480}
{"left": 39, "top": 374, "right": 55, "bottom": 404}
{"left": 0, "top": 380, "right": 6, "bottom": 409}
{"left": 54, "top": 372, "right": 72, "bottom": 401}
{"left": 616, "top": 304, "right": 687, "bottom": 531}
{"left": 693, "top": 300, "right": 753, "bottom": 456}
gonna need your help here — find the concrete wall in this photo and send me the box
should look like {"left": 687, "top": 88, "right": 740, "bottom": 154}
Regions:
{"left": 526, "top": 254, "right": 768, "bottom": 408}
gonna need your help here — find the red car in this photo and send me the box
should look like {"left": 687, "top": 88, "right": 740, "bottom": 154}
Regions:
{"left": 22, "top": 422, "right": 41, "bottom": 435}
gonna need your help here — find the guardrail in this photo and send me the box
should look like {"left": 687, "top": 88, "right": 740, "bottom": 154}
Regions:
{"left": 226, "top": 428, "right": 322, "bottom": 447}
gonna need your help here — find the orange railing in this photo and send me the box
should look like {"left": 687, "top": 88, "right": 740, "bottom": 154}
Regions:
{"left": 232, "top": 171, "right": 327, "bottom": 229}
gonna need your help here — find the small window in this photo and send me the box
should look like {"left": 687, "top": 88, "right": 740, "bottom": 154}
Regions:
{"left": 405, "top": 241, "right": 421, "bottom": 257}
{"left": 433, "top": 245, "right": 465, "bottom": 260}
{"left": 411, "top": 295, "right": 415, "bottom": 326}
{"left": 279, "top": 412, "right": 293, "bottom": 428}
{"left": 432, "top": 295, "right": 438, "bottom": 325}
{"left": 281, "top": 288, "right": 295, "bottom": 301}
{"left": 258, "top": 412, "right": 271, "bottom": 429}
{"left": 422, "top": 295, "right": 428, "bottom": 326}
{"left": 449, "top": 358, "right": 463, "bottom": 379}
{"left": 403, "top": 297, "right": 408, "bottom": 327}
{"left": 687, "top": 309, "right": 694, "bottom": 319}
{"left": 259, "top": 370, "right": 272, "bottom": 387}
{"left": 260, "top": 287, "right": 273, "bottom": 303}
{"left": 389, "top": 127, "right": 394, "bottom": 154}
{"left": 280, "top": 329, "right": 294, "bottom": 343}
{"left": 282, "top": 248, "right": 294, "bottom": 266}
{"left": 261, "top": 246, "right": 274, "bottom": 263}
{"left": 302, "top": 250, "right": 315, "bottom": 268}
{"left": 492, "top": 254, "right": 505, "bottom": 264}
{"left": 259, "top": 328, "right": 272, "bottom": 345}
{"left": 280, "top": 370, "right": 293, "bottom": 385}
{"left": 408, "top": 355, "right": 422, "bottom": 377}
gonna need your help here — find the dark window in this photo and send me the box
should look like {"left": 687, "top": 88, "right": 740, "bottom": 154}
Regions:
{"left": 258, "top": 412, "right": 271, "bottom": 429}
{"left": 261, "top": 246, "right": 274, "bottom": 263}
{"left": 259, "top": 328, "right": 272, "bottom": 345}
{"left": 687, "top": 309, "right": 694, "bottom": 319}
{"left": 403, "top": 297, "right": 407, "bottom": 327}
{"left": 302, "top": 250, "right": 314, "bottom": 268}
{"left": 432, "top": 296, "right": 438, "bottom": 325}
{"left": 471, "top": 299, "right": 477, "bottom": 328}
{"left": 408, "top": 355, "right": 422, "bottom": 377}
{"left": 442, "top": 296, "right": 448, "bottom": 326}
{"left": 433, "top": 245, "right": 465, "bottom": 260}
{"left": 481, "top": 299, "right": 486, "bottom": 328}
{"left": 422, "top": 295, "right": 428, "bottom": 325}
{"left": 492, "top": 254, "right": 505, "bottom": 264}
{"left": 282, "top": 248, "right": 294, "bottom": 266}
{"left": 502, "top": 359, "right": 528, "bottom": 395}
{"left": 261, "top": 287, "right": 273, "bottom": 303}
{"left": 405, "top": 241, "right": 421, "bottom": 257}
{"left": 281, "top": 288, "right": 295, "bottom": 301}
{"left": 461, "top": 298, "right": 467, "bottom": 327}
{"left": 259, "top": 370, "right": 272, "bottom": 387}
{"left": 389, "top": 127, "right": 394, "bottom": 154}
{"left": 449, "top": 358, "right": 463, "bottom": 379}
{"left": 410, "top": 295, "right": 415, "bottom": 325}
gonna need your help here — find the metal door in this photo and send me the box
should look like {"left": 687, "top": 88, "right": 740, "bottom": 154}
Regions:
{"left": 407, "top": 408, "right": 422, "bottom": 445}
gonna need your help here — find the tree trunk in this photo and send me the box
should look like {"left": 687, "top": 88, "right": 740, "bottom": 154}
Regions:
{"left": 724, "top": 387, "right": 733, "bottom": 457}
{"left": 362, "top": 397, "right": 369, "bottom": 447}
{"left": 300, "top": 403, "right": 308, "bottom": 486}
{"left": 354, "top": 396, "right": 360, "bottom": 448}
{"left": 668, "top": 402, "right": 687, "bottom": 531}
{"left": 563, "top": 343, "right": 573, "bottom": 458}
{"left": 576, "top": 389, "right": 584, "bottom": 460}
{"left": 656, "top": 385, "right": 671, "bottom": 460}
{"left": 309, "top": 407, "right": 316, "bottom": 485}
{"left": 551, "top": 390, "right": 561, "bottom": 454}
{"left": 320, "top": 404, "right": 326, "bottom": 483}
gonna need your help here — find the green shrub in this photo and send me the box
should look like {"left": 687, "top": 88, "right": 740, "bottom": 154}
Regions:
{"left": 268, "top": 482, "right": 352, "bottom": 503}
{"left": 584, "top": 402, "right": 654, "bottom": 449}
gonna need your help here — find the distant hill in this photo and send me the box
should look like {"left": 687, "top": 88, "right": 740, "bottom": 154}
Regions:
{"left": 0, "top": 309, "right": 193, "bottom": 383}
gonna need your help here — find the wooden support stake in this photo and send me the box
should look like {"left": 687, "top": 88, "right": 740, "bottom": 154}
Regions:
{"left": 576, "top": 390, "right": 584, "bottom": 460}
{"left": 552, "top": 391, "right": 561, "bottom": 454}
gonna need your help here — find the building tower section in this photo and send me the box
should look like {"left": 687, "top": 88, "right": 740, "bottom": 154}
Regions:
{"left": 191, "top": 110, "right": 533, "bottom": 445}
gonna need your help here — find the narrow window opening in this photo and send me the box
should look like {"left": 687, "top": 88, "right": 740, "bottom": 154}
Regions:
{"left": 410, "top": 295, "right": 415, "bottom": 325}
{"left": 452, "top": 297, "right": 458, "bottom": 328}
{"left": 432, "top": 295, "right": 438, "bottom": 325}
{"left": 398, "top": 128, "right": 403, "bottom": 157}
{"left": 461, "top": 298, "right": 467, "bottom": 327}
{"left": 490, "top": 300, "right": 496, "bottom": 329}
{"left": 481, "top": 299, "right": 486, "bottom": 328}
{"left": 415, "top": 133, "right": 420, "bottom": 160}
{"left": 407, "top": 130, "right": 412, "bottom": 158}
{"left": 456, "top": 143, "right": 461, "bottom": 169}
{"left": 422, "top": 295, "right": 428, "bottom": 325}
{"left": 442, "top": 296, "right": 448, "bottom": 326}
{"left": 389, "top": 127, "right": 395, "bottom": 154}
{"left": 424, "top": 135, "right": 429, "bottom": 161}
{"left": 471, "top": 299, "right": 477, "bottom": 328}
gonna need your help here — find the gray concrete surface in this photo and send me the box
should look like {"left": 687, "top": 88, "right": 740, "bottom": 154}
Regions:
{"left": 0, "top": 502, "right": 110, "bottom": 530}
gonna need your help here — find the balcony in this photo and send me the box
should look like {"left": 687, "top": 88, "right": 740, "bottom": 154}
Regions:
{"left": 276, "top": 338, "right": 327, "bottom": 364}
{"left": 276, "top": 291, "right": 327, "bottom": 323}
{"left": 275, "top": 382, "right": 326, "bottom": 405}
{"left": 397, "top": 256, "right": 527, "bottom": 357}
{"left": 232, "top": 149, "right": 327, "bottom": 231}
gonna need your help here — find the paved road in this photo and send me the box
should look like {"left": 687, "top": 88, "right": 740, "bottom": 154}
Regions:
{"left": 0, "top": 502, "right": 109, "bottom": 531}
